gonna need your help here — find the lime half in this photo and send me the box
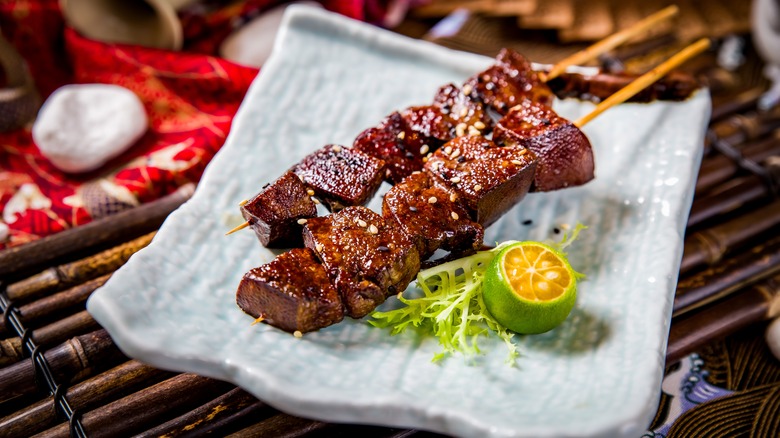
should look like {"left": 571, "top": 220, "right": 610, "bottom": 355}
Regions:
{"left": 483, "top": 241, "right": 578, "bottom": 334}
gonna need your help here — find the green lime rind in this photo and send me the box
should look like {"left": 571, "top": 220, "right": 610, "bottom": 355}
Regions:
{"left": 483, "top": 239, "right": 582, "bottom": 335}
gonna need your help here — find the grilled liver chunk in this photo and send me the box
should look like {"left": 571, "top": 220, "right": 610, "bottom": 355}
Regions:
{"left": 493, "top": 99, "right": 594, "bottom": 192}
{"left": 424, "top": 136, "right": 537, "bottom": 227}
{"left": 353, "top": 108, "right": 452, "bottom": 184}
{"left": 383, "top": 171, "right": 484, "bottom": 259}
{"left": 433, "top": 83, "right": 494, "bottom": 134}
{"left": 240, "top": 171, "right": 317, "bottom": 248}
{"left": 464, "top": 48, "right": 555, "bottom": 114}
{"left": 293, "top": 144, "right": 386, "bottom": 211}
{"left": 303, "top": 206, "right": 420, "bottom": 318}
{"left": 236, "top": 248, "right": 344, "bottom": 333}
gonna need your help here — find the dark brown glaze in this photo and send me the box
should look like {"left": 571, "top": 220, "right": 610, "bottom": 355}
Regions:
{"left": 302, "top": 207, "right": 420, "bottom": 318}
{"left": 353, "top": 110, "right": 452, "bottom": 184}
{"left": 382, "top": 171, "right": 484, "bottom": 259}
{"left": 464, "top": 48, "right": 555, "bottom": 115}
{"left": 424, "top": 136, "right": 537, "bottom": 227}
{"left": 292, "top": 144, "right": 386, "bottom": 211}
{"left": 548, "top": 70, "right": 700, "bottom": 103}
{"left": 432, "top": 83, "right": 494, "bottom": 134}
{"left": 240, "top": 171, "right": 317, "bottom": 247}
{"left": 236, "top": 248, "right": 344, "bottom": 333}
{"left": 494, "top": 99, "right": 594, "bottom": 192}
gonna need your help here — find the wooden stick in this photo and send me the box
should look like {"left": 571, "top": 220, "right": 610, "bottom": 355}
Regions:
{"left": 5, "top": 233, "right": 153, "bottom": 304}
{"left": 574, "top": 38, "right": 711, "bottom": 128}
{"left": 544, "top": 5, "right": 679, "bottom": 81}
{"left": 33, "top": 374, "right": 233, "bottom": 438}
{"left": 0, "top": 361, "right": 172, "bottom": 438}
{"left": 225, "top": 221, "right": 249, "bottom": 236}
{"left": 0, "top": 183, "right": 193, "bottom": 279}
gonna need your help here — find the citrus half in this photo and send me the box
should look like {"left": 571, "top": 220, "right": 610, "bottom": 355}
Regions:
{"left": 483, "top": 241, "right": 578, "bottom": 334}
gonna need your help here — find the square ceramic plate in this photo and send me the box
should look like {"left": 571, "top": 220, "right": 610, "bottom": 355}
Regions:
{"left": 88, "top": 6, "right": 710, "bottom": 438}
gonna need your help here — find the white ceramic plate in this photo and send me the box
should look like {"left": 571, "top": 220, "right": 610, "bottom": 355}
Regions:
{"left": 88, "top": 6, "right": 710, "bottom": 438}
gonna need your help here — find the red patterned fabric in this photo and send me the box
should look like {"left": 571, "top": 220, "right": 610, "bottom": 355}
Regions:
{"left": 0, "top": 0, "right": 392, "bottom": 249}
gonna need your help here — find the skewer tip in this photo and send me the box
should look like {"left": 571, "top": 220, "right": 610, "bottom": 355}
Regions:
{"left": 225, "top": 221, "right": 250, "bottom": 235}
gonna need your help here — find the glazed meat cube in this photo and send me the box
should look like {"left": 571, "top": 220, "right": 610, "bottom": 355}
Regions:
{"left": 424, "top": 136, "right": 536, "bottom": 226}
{"left": 353, "top": 110, "right": 450, "bottom": 184}
{"left": 303, "top": 207, "right": 420, "bottom": 318}
{"left": 293, "top": 144, "right": 386, "bottom": 211}
{"left": 464, "top": 48, "right": 555, "bottom": 115}
{"left": 383, "top": 171, "right": 484, "bottom": 259}
{"left": 240, "top": 171, "right": 317, "bottom": 248}
{"left": 236, "top": 248, "right": 344, "bottom": 333}
{"left": 433, "top": 83, "right": 493, "bottom": 135}
{"left": 493, "top": 99, "right": 594, "bottom": 192}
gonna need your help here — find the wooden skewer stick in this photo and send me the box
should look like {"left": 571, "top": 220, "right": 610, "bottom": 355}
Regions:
{"left": 543, "top": 5, "right": 680, "bottom": 82}
{"left": 225, "top": 221, "right": 250, "bottom": 235}
{"left": 574, "top": 38, "right": 711, "bottom": 128}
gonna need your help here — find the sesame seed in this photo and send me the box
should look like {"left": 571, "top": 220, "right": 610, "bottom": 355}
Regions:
{"left": 239, "top": 199, "right": 248, "bottom": 206}
{"left": 409, "top": 205, "right": 418, "bottom": 212}
{"left": 451, "top": 149, "right": 460, "bottom": 159}
{"left": 522, "top": 219, "right": 533, "bottom": 225}
{"left": 378, "top": 245, "right": 390, "bottom": 252}
{"left": 357, "top": 219, "right": 367, "bottom": 227}
{"left": 368, "top": 224, "right": 379, "bottom": 234}
{"left": 460, "top": 107, "right": 468, "bottom": 118}
{"left": 444, "top": 146, "right": 452, "bottom": 155}
{"left": 553, "top": 227, "right": 560, "bottom": 234}
{"left": 474, "top": 121, "right": 486, "bottom": 130}
{"left": 307, "top": 189, "right": 315, "bottom": 196}
{"left": 332, "top": 145, "right": 342, "bottom": 152}
{"left": 455, "top": 123, "right": 467, "bottom": 137}
{"left": 450, "top": 193, "right": 457, "bottom": 202}
{"left": 422, "top": 157, "right": 428, "bottom": 163}
{"left": 428, "top": 196, "right": 438, "bottom": 204}
{"left": 397, "top": 292, "right": 403, "bottom": 299}
{"left": 468, "top": 126, "right": 481, "bottom": 136}
{"left": 297, "top": 218, "right": 308, "bottom": 225}
{"left": 293, "top": 330, "right": 303, "bottom": 338}
{"left": 462, "top": 84, "right": 473, "bottom": 95}
{"left": 397, "top": 131, "right": 405, "bottom": 140}
{"left": 451, "top": 212, "right": 459, "bottom": 220}
{"left": 474, "top": 184, "right": 482, "bottom": 192}
{"left": 560, "top": 223, "right": 571, "bottom": 230}
{"left": 511, "top": 160, "right": 523, "bottom": 165}
{"left": 315, "top": 243, "right": 323, "bottom": 252}
{"left": 412, "top": 170, "right": 421, "bottom": 175}
{"left": 519, "top": 149, "right": 528, "bottom": 155}
{"left": 451, "top": 176, "right": 461, "bottom": 183}
{"left": 420, "top": 145, "right": 429, "bottom": 155}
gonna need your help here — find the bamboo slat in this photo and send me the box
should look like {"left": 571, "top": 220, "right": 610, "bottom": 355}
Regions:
{"left": 31, "top": 374, "right": 233, "bottom": 438}
{"left": 680, "top": 200, "right": 780, "bottom": 274}
{"left": 0, "top": 274, "right": 109, "bottom": 335}
{"left": 0, "top": 311, "right": 100, "bottom": 367}
{"left": 0, "top": 330, "right": 124, "bottom": 403}
{"left": 0, "top": 361, "right": 173, "bottom": 438}
{"left": 6, "top": 233, "right": 153, "bottom": 304}
{"left": 696, "top": 132, "right": 780, "bottom": 195}
{"left": 666, "top": 272, "right": 780, "bottom": 364}
{"left": 687, "top": 175, "right": 769, "bottom": 228}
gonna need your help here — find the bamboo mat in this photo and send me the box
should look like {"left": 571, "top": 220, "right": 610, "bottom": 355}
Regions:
{"left": 2, "top": 30, "right": 780, "bottom": 438}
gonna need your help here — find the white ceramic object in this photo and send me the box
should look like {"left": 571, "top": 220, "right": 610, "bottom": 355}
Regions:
{"left": 88, "top": 6, "right": 711, "bottom": 438}
{"left": 33, "top": 84, "right": 148, "bottom": 174}
{"left": 220, "top": 1, "right": 322, "bottom": 68}
{"left": 767, "top": 318, "right": 780, "bottom": 362}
